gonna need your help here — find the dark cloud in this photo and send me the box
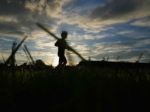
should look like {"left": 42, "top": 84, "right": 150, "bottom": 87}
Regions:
{"left": 0, "top": 0, "right": 60, "bottom": 36}
{"left": 0, "top": 0, "right": 35, "bottom": 35}
{"left": 0, "top": 22, "right": 24, "bottom": 36}
{"left": 0, "top": 0, "right": 28, "bottom": 15}
{"left": 90, "top": 0, "right": 149, "bottom": 19}
{"left": 0, "top": 0, "right": 52, "bottom": 15}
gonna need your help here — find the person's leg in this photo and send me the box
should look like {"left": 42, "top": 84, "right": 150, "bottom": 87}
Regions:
{"left": 64, "top": 56, "right": 67, "bottom": 65}
{"left": 58, "top": 57, "right": 62, "bottom": 66}
{"left": 57, "top": 56, "right": 67, "bottom": 69}
{"left": 62, "top": 56, "right": 67, "bottom": 67}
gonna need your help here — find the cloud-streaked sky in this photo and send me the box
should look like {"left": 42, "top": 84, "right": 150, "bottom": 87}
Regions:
{"left": 0, "top": 0, "right": 150, "bottom": 66}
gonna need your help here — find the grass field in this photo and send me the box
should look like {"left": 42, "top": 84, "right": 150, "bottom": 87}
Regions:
{"left": 0, "top": 64, "right": 150, "bottom": 112}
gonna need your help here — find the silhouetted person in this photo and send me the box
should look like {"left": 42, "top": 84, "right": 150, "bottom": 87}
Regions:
{"left": 11, "top": 41, "right": 17, "bottom": 67}
{"left": 55, "top": 31, "right": 68, "bottom": 68}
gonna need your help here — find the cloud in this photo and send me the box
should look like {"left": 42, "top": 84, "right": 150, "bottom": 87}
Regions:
{"left": 0, "top": 0, "right": 28, "bottom": 15}
{"left": 0, "top": 0, "right": 149, "bottom": 37}
{"left": 90, "top": 0, "right": 150, "bottom": 19}
{"left": 40, "top": 0, "right": 149, "bottom": 33}
{"left": 25, "top": 0, "right": 67, "bottom": 18}
{"left": 0, "top": 0, "right": 67, "bottom": 16}
{"left": 0, "top": 0, "right": 68, "bottom": 36}
{"left": 61, "top": 0, "right": 150, "bottom": 31}
{"left": 131, "top": 16, "right": 150, "bottom": 27}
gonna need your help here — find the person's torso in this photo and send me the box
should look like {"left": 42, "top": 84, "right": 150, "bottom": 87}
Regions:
{"left": 56, "top": 39, "right": 67, "bottom": 56}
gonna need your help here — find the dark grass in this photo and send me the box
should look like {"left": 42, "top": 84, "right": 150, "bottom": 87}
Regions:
{"left": 0, "top": 66, "right": 150, "bottom": 112}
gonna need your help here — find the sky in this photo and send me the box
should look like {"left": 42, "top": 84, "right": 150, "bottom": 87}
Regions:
{"left": 0, "top": 0, "right": 150, "bottom": 66}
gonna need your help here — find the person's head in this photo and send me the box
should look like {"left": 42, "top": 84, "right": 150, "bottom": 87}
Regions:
{"left": 61, "top": 31, "right": 68, "bottom": 39}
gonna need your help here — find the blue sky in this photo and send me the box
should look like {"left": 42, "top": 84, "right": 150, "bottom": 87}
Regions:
{"left": 0, "top": 0, "right": 150, "bottom": 66}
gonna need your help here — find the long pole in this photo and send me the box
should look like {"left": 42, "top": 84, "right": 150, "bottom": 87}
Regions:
{"left": 36, "top": 23, "right": 86, "bottom": 61}
{"left": 23, "top": 48, "right": 31, "bottom": 64}
{"left": 24, "top": 45, "right": 35, "bottom": 65}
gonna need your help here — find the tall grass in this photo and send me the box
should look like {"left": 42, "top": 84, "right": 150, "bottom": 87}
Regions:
{"left": 0, "top": 66, "right": 150, "bottom": 111}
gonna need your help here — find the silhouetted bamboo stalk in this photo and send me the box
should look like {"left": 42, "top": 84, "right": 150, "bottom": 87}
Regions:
{"left": 1, "top": 55, "right": 5, "bottom": 63}
{"left": 135, "top": 53, "right": 144, "bottom": 63}
{"left": 24, "top": 45, "right": 35, "bottom": 65}
{"left": 5, "top": 36, "right": 28, "bottom": 65}
{"left": 23, "top": 47, "right": 31, "bottom": 64}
